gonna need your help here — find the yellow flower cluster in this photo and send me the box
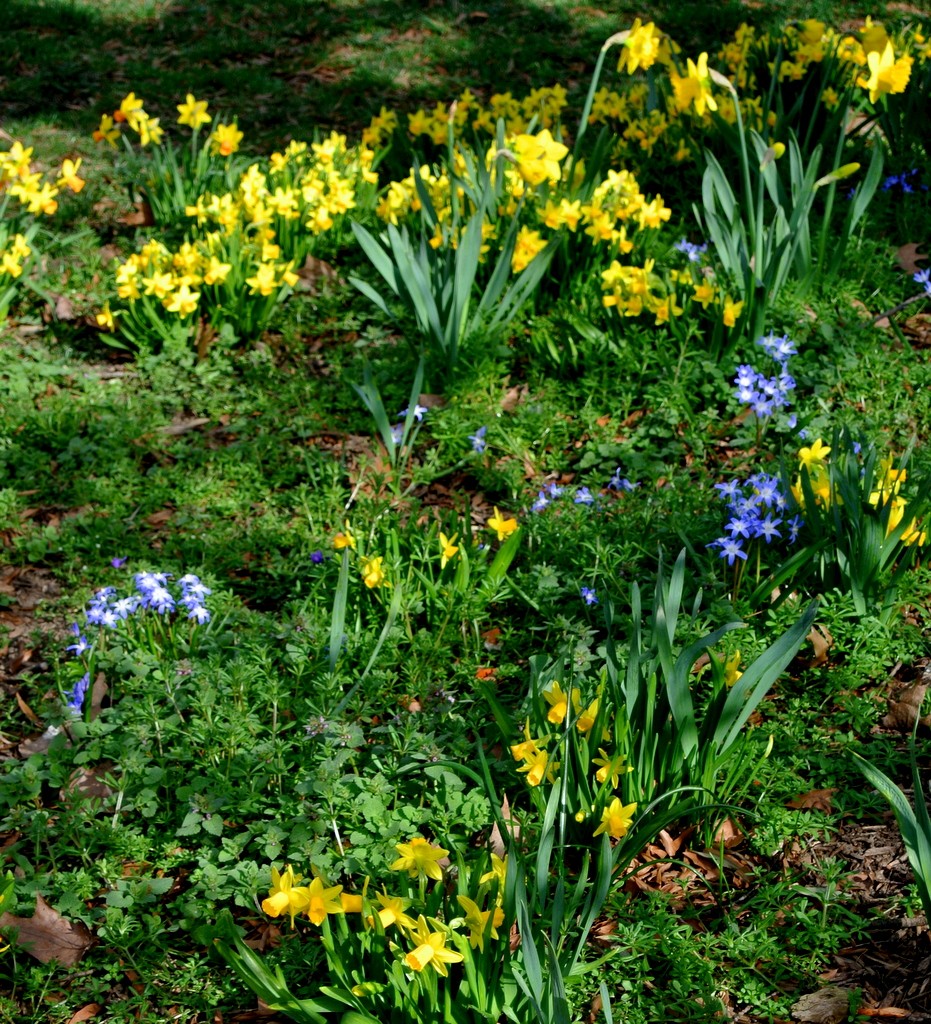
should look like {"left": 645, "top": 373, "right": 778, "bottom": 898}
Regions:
{"left": 375, "top": 127, "right": 671, "bottom": 288}
{"left": 93, "top": 91, "right": 244, "bottom": 153}
{"left": 584, "top": 17, "right": 928, "bottom": 168}
{"left": 188, "top": 133, "right": 376, "bottom": 245}
{"left": 399, "top": 85, "right": 569, "bottom": 145}
{"left": 261, "top": 844, "right": 507, "bottom": 976}
{"left": 511, "top": 681, "right": 638, "bottom": 840}
{"left": 0, "top": 233, "right": 32, "bottom": 282}
{"left": 792, "top": 440, "right": 926, "bottom": 546}
{"left": 0, "top": 140, "right": 84, "bottom": 217}
{"left": 330, "top": 522, "right": 391, "bottom": 589}
{"left": 114, "top": 235, "right": 298, "bottom": 320}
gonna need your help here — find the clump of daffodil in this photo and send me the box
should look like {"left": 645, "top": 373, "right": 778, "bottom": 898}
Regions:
{"left": 592, "top": 797, "right": 638, "bottom": 839}
{"left": 857, "top": 40, "right": 913, "bottom": 103}
{"left": 438, "top": 531, "right": 459, "bottom": 569}
{"left": 403, "top": 915, "right": 464, "bottom": 976}
{"left": 487, "top": 507, "right": 518, "bottom": 542}
{"left": 456, "top": 894, "right": 504, "bottom": 952}
{"left": 391, "top": 837, "right": 449, "bottom": 882}
{"left": 510, "top": 721, "right": 558, "bottom": 787}
{"left": 261, "top": 865, "right": 311, "bottom": 927}
{"left": 361, "top": 555, "right": 390, "bottom": 589}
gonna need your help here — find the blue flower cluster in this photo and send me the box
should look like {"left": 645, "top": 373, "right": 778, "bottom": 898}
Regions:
{"left": 734, "top": 332, "right": 797, "bottom": 421}
{"left": 82, "top": 572, "right": 212, "bottom": 627}
{"left": 531, "top": 469, "right": 638, "bottom": 514}
{"left": 63, "top": 571, "right": 212, "bottom": 716}
{"left": 708, "top": 473, "right": 803, "bottom": 566}
{"left": 915, "top": 268, "right": 931, "bottom": 298}
{"left": 391, "top": 404, "right": 428, "bottom": 445}
{"left": 65, "top": 672, "right": 90, "bottom": 715}
{"left": 881, "top": 169, "right": 927, "bottom": 195}
{"left": 674, "top": 238, "right": 708, "bottom": 263}
{"left": 469, "top": 425, "right": 487, "bottom": 454}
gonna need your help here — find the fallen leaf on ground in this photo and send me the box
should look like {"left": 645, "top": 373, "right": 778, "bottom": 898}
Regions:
{"left": 120, "top": 201, "right": 154, "bottom": 227}
{"left": 0, "top": 894, "right": 94, "bottom": 965}
{"left": 787, "top": 788, "right": 837, "bottom": 813}
{"left": 15, "top": 691, "right": 41, "bottom": 724}
{"left": 807, "top": 624, "right": 833, "bottom": 668}
{"left": 67, "top": 1005, "right": 101, "bottom": 1024}
{"left": 296, "top": 254, "right": 341, "bottom": 293}
{"left": 882, "top": 681, "right": 930, "bottom": 732}
{"left": 895, "top": 242, "right": 928, "bottom": 275}
{"left": 500, "top": 384, "right": 528, "bottom": 413}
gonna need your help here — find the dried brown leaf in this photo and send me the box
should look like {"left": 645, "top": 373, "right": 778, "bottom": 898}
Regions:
{"left": 807, "top": 623, "right": 833, "bottom": 668}
{"left": 67, "top": 1004, "right": 101, "bottom": 1024}
{"left": 712, "top": 817, "right": 744, "bottom": 849}
{"left": 0, "top": 894, "right": 94, "bottom": 965}
{"left": 15, "top": 691, "right": 41, "bottom": 724}
{"left": 882, "top": 681, "right": 930, "bottom": 732}
{"left": 500, "top": 384, "right": 528, "bottom": 413}
{"left": 786, "top": 788, "right": 837, "bottom": 813}
{"left": 895, "top": 242, "right": 928, "bottom": 275}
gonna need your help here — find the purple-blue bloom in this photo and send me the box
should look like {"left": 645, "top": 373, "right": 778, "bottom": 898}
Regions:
{"left": 310, "top": 550, "right": 325, "bottom": 564}
{"left": 66, "top": 673, "right": 90, "bottom": 715}
{"left": 580, "top": 586, "right": 599, "bottom": 606}
{"left": 574, "top": 487, "right": 595, "bottom": 506}
{"left": 110, "top": 556, "right": 127, "bottom": 568}
{"left": 469, "top": 426, "right": 487, "bottom": 454}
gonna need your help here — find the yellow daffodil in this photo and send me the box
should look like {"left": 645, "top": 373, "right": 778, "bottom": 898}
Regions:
{"left": 511, "top": 225, "right": 547, "bottom": 273}
{"left": 672, "top": 52, "right": 718, "bottom": 117}
{"left": 95, "top": 304, "right": 115, "bottom": 331}
{"left": 542, "top": 680, "right": 569, "bottom": 725}
{"left": 305, "top": 875, "right": 344, "bottom": 926}
{"left": 333, "top": 522, "right": 355, "bottom": 550}
{"left": 721, "top": 296, "right": 743, "bottom": 328}
{"left": 163, "top": 283, "right": 200, "bottom": 317}
{"left": 479, "top": 853, "right": 507, "bottom": 893}
{"left": 592, "top": 748, "right": 632, "bottom": 788}
{"left": 135, "top": 114, "right": 164, "bottom": 147}
{"left": 177, "top": 93, "right": 211, "bottom": 129}
{"left": 456, "top": 895, "right": 503, "bottom": 951}
{"left": 571, "top": 688, "right": 600, "bottom": 734}
{"left": 508, "top": 129, "right": 568, "bottom": 187}
{"left": 438, "top": 531, "right": 459, "bottom": 569}
{"left": 339, "top": 892, "right": 363, "bottom": 913}
{"left": 721, "top": 650, "right": 742, "bottom": 687}
{"left": 212, "top": 122, "right": 244, "bottom": 156}
{"left": 593, "top": 798, "right": 637, "bottom": 839}
{"left": 93, "top": 113, "right": 120, "bottom": 147}
{"left": 404, "top": 916, "right": 464, "bottom": 976}
{"left": 245, "top": 262, "right": 278, "bottom": 297}
{"left": 114, "top": 92, "right": 145, "bottom": 128}
{"left": 57, "top": 158, "right": 84, "bottom": 193}
{"left": 487, "top": 507, "right": 518, "bottom": 542}
{"left": 261, "top": 865, "right": 311, "bottom": 927}
{"left": 858, "top": 41, "right": 913, "bottom": 103}
{"left": 798, "top": 438, "right": 830, "bottom": 469}
{"left": 510, "top": 719, "right": 541, "bottom": 762}
{"left": 391, "top": 837, "right": 448, "bottom": 882}
{"left": 361, "top": 555, "right": 390, "bottom": 589}
{"left": 618, "top": 19, "right": 661, "bottom": 75}
{"left": 369, "top": 892, "right": 417, "bottom": 932}
{"left": 517, "top": 747, "right": 557, "bottom": 787}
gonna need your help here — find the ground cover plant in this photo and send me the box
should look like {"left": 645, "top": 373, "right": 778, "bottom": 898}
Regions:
{"left": 2, "top": 3, "right": 931, "bottom": 1022}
